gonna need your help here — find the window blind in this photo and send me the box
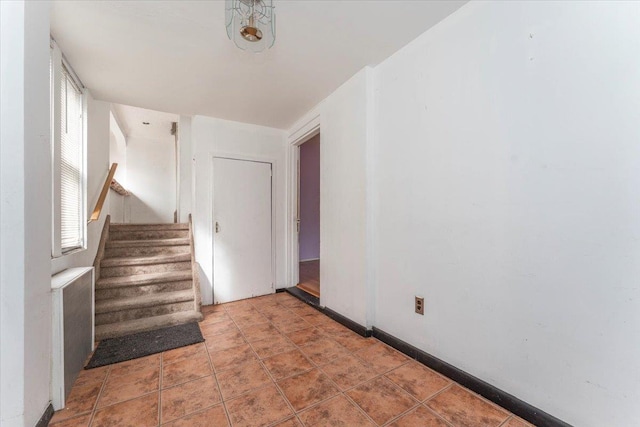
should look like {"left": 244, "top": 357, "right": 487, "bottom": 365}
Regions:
{"left": 59, "top": 65, "right": 84, "bottom": 251}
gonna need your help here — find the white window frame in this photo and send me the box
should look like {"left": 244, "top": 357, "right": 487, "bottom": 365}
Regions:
{"left": 51, "top": 39, "right": 88, "bottom": 257}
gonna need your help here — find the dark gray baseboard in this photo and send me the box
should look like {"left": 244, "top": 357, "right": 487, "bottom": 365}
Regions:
{"left": 284, "top": 286, "right": 320, "bottom": 307}
{"left": 372, "top": 327, "right": 572, "bottom": 427}
{"left": 283, "top": 287, "right": 571, "bottom": 427}
{"left": 284, "top": 287, "right": 370, "bottom": 337}
{"left": 36, "top": 403, "right": 54, "bottom": 427}
{"left": 322, "top": 307, "right": 371, "bottom": 337}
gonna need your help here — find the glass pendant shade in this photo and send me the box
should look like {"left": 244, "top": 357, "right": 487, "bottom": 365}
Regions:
{"left": 226, "top": 0, "right": 276, "bottom": 53}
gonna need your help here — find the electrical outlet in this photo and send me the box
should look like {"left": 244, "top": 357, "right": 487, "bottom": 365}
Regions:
{"left": 415, "top": 296, "right": 424, "bottom": 315}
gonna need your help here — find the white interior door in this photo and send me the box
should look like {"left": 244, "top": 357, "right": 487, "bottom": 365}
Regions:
{"left": 213, "top": 157, "right": 272, "bottom": 303}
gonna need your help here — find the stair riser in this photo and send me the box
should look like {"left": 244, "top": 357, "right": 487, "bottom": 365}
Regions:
{"left": 100, "top": 261, "right": 192, "bottom": 278}
{"left": 95, "top": 311, "right": 203, "bottom": 341}
{"left": 110, "top": 224, "right": 188, "bottom": 231}
{"left": 105, "top": 245, "right": 190, "bottom": 258}
{"left": 101, "top": 253, "right": 191, "bottom": 268}
{"left": 109, "top": 230, "right": 188, "bottom": 241}
{"left": 95, "top": 301, "right": 194, "bottom": 326}
{"left": 96, "top": 280, "right": 193, "bottom": 300}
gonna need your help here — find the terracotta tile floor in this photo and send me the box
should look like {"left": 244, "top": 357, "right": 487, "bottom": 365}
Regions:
{"left": 50, "top": 292, "right": 534, "bottom": 427}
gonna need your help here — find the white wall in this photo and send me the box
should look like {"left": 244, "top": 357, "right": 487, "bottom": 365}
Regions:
{"left": 126, "top": 135, "right": 176, "bottom": 223}
{"left": 177, "top": 115, "right": 192, "bottom": 223}
{"left": 109, "top": 111, "right": 128, "bottom": 223}
{"left": 52, "top": 94, "right": 111, "bottom": 274}
{"left": 0, "top": 1, "right": 53, "bottom": 425}
{"left": 371, "top": 2, "right": 640, "bottom": 426}
{"left": 317, "top": 68, "right": 372, "bottom": 327}
{"left": 191, "top": 116, "right": 287, "bottom": 305}
{"left": 108, "top": 132, "right": 126, "bottom": 223}
{"left": 109, "top": 111, "right": 127, "bottom": 185}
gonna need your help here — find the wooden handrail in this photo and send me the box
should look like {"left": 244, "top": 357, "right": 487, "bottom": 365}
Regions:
{"left": 88, "top": 163, "right": 117, "bottom": 223}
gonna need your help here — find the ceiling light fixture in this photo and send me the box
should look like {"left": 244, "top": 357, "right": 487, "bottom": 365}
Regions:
{"left": 226, "top": 0, "right": 275, "bottom": 53}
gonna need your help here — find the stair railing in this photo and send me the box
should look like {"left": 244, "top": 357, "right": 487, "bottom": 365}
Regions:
{"left": 88, "top": 163, "right": 118, "bottom": 224}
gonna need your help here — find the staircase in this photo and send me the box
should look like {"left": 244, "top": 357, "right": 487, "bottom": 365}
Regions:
{"left": 95, "top": 221, "right": 203, "bottom": 340}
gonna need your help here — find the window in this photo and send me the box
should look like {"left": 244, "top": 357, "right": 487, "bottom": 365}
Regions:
{"left": 59, "top": 66, "right": 84, "bottom": 250}
{"left": 51, "top": 40, "right": 86, "bottom": 256}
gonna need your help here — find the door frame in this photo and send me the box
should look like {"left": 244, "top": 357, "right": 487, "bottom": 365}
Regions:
{"left": 286, "top": 112, "right": 320, "bottom": 288}
{"left": 210, "top": 152, "right": 277, "bottom": 303}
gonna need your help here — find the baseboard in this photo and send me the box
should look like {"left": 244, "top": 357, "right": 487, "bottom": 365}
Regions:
{"left": 299, "top": 258, "right": 320, "bottom": 262}
{"left": 275, "top": 288, "right": 286, "bottom": 293}
{"left": 284, "top": 286, "right": 320, "bottom": 307}
{"left": 35, "top": 403, "right": 54, "bottom": 427}
{"left": 280, "top": 284, "right": 571, "bottom": 426}
{"left": 284, "top": 287, "right": 371, "bottom": 337}
{"left": 372, "top": 327, "right": 572, "bottom": 427}
{"left": 322, "top": 307, "right": 371, "bottom": 337}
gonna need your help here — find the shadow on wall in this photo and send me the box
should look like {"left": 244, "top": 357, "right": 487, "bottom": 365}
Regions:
{"left": 108, "top": 191, "right": 128, "bottom": 223}
{"left": 127, "top": 194, "right": 172, "bottom": 224}
{"left": 196, "top": 263, "right": 211, "bottom": 305}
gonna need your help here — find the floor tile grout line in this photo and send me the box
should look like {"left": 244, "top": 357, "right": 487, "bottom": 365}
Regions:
{"left": 87, "top": 364, "right": 112, "bottom": 427}
{"left": 200, "top": 327, "right": 233, "bottom": 427}
{"left": 423, "top": 382, "right": 455, "bottom": 404}
{"left": 221, "top": 380, "right": 274, "bottom": 403}
{"left": 159, "top": 403, "right": 222, "bottom": 426}
{"left": 364, "top": 335, "right": 515, "bottom": 421}
{"left": 414, "top": 382, "right": 454, "bottom": 404}
{"left": 498, "top": 415, "right": 516, "bottom": 427}
{"left": 263, "top": 380, "right": 299, "bottom": 427}
{"left": 249, "top": 297, "right": 368, "bottom": 422}
{"left": 161, "top": 370, "right": 212, "bottom": 391}
{"left": 422, "top": 382, "right": 459, "bottom": 424}
{"left": 58, "top": 293, "right": 523, "bottom": 427}
{"left": 251, "top": 298, "right": 317, "bottom": 424}
{"left": 222, "top": 300, "right": 300, "bottom": 424}
{"left": 284, "top": 312, "right": 382, "bottom": 426}
{"left": 157, "top": 351, "right": 163, "bottom": 426}
{"left": 449, "top": 381, "right": 515, "bottom": 418}
{"left": 380, "top": 402, "right": 422, "bottom": 427}
{"left": 161, "top": 342, "right": 208, "bottom": 367}
{"left": 422, "top": 405, "right": 456, "bottom": 427}
{"left": 293, "top": 392, "right": 345, "bottom": 418}
{"left": 88, "top": 390, "right": 159, "bottom": 416}
{"left": 284, "top": 308, "right": 415, "bottom": 400}
{"left": 380, "top": 362, "right": 453, "bottom": 404}
{"left": 340, "top": 391, "right": 383, "bottom": 426}
{"left": 230, "top": 300, "right": 302, "bottom": 420}
{"left": 349, "top": 375, "right": 435, "bottom": 426}
{"left": 434, "top": 379, "right": 513, "bottom": 420}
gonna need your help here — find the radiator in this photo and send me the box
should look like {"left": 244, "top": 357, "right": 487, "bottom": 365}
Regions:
{"left": 51, "top": 267, "right": 95, "bottom": 410}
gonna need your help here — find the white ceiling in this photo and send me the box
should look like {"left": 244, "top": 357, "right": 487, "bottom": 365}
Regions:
{"left": 51, "top": 0, "right": 467, "bottom": 129}
{"left": 112, "top": 103, "right": 178, "bottom": 141}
